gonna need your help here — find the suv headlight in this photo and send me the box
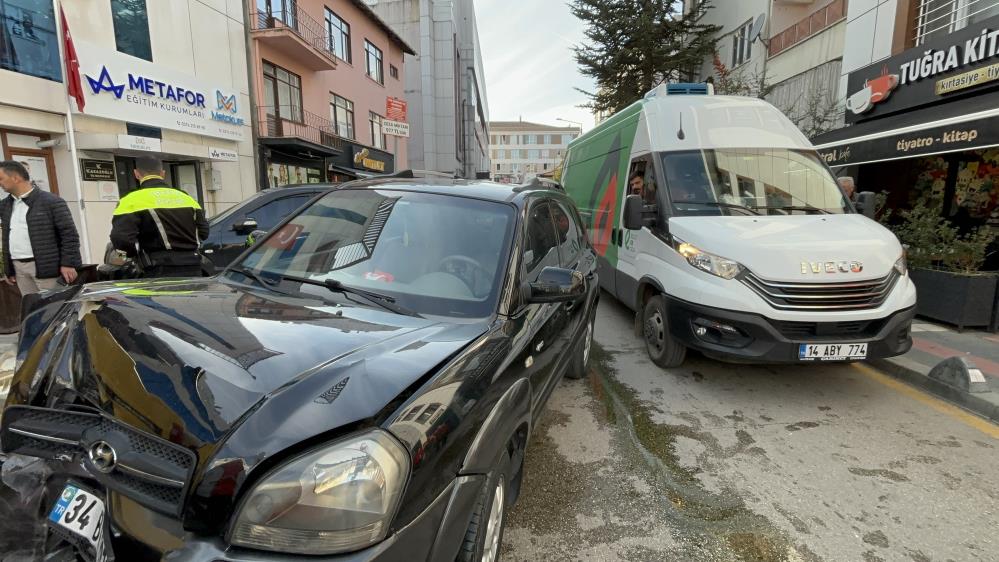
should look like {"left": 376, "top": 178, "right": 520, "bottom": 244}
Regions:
{"left": 894, "top": 254, "right": 907, "bottom": 276}
{"left": 673, "top": 239, "right": 744, "bottom": 280}
{"left": 229, "top": 430, "right": 410, "bottom": 555}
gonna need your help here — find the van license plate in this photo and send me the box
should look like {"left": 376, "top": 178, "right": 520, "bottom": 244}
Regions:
{"left": 48, "top": 484, "right": 109, "bottom": 562}
{"left": 798, "top": 343, "right": 867, "bottom": 361}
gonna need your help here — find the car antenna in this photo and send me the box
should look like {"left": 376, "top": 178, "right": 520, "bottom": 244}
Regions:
{"left": 677, "top": 113, "right": 686, "bottom": 140}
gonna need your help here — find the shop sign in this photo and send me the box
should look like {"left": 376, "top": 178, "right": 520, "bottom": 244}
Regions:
{"left": 75, "top": 41, "right": 247, "bottom": 141}
{"left": 383, "top": 120, "right": 410, "bottom": 138}
{"left": 117, "top": 134, "right": 162, "bottom": 152}
{"left": 845, "top": 17, "right": 999, "bottom": 124}
{"left": 353, "top": 148, "right": 386, "bottom": 172}
{"left": 81, "top": 159, "right": 115, "bottom": 182}
{"left": 817, "top": 115, "right": 999, "bottom": 167}
{"left": 386, "top": 97, "right": 407, "bottom": 122}
{"left": 208, "top": 147, "right": 239, "bottom": 162}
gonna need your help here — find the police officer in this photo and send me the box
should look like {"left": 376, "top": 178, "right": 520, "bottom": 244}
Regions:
{"left": 110, "top": 156, "right": 208, "bottom": 278}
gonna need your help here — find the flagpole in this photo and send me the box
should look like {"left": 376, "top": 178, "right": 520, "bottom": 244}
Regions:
{"left": 53, "top": 0, "right": 92, "bottom": 264}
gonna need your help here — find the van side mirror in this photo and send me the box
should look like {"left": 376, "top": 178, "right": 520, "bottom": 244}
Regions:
{"left": 854, "top": 191, "right": 876, "bottom": 219}
{"left": 623, "top": 195, "right": 644, "bottom": 230}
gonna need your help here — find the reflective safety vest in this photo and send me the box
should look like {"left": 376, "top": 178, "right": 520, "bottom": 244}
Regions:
{"left": 109, "top": 179, "right": 209, "bottom": 257}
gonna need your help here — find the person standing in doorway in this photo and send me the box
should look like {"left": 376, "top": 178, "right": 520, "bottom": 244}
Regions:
{"left": 837, "top": 176, "right": 856, "bottom": 201}
{"left": 0, "top": 161, "right": 81, "bottom": 295}
{"left": 109, "top": 156, "right": 208, "bottom": 278}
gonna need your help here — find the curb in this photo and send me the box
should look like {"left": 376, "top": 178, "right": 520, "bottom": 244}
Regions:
{"left": 870, "top": 357, "right": 999, "bottom": 424}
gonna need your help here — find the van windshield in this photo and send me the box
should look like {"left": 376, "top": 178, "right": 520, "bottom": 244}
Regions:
{"left": 659, "top": 149, "right": 849, "bottom": 216}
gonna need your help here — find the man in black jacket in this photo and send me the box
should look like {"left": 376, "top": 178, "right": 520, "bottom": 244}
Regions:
{"left": 0, "top": 161, "right": 81, "bottom": 295}
{"left": 109, "top": 156, "right": 208, "bottom": 278}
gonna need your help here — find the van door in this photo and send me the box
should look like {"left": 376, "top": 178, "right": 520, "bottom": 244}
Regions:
{"left": 616, "top": 155, "right": 658, "bottom": 309}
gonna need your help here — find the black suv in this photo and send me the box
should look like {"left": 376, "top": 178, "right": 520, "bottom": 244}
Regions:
{"left": 2, "top": 177, "right": 599, "bottom": 562}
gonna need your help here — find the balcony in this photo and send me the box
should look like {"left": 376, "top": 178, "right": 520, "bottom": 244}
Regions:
{"left": 251, "top": 4, "right": 337, "bottom": 71}
{"left": 257, "top": 105, "right": 345, "bottom": 159}
{"left": 769, "top": 0, "right": 848, "bottom": 57}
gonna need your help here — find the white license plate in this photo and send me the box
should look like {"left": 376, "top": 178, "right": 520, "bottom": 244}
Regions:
{"left": 48, "top": 484, "right": 109, "bottom": 562}
{"left": 798, "top": 343, "right": 867, "bottom": 361}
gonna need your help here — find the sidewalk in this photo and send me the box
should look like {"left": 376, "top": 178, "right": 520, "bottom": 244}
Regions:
{"left": 0, "top": 333, "right": 16, "bottom": 382}
{"left": 872, "top": 321, "right": 999, "bottom": 423}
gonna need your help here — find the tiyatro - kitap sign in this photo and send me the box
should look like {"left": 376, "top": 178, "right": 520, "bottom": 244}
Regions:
{"left": 74, "top": 41, "right": 248, "bottom": 141}
{"left": 845, "top": 17, "right": 999, "bottom": 124}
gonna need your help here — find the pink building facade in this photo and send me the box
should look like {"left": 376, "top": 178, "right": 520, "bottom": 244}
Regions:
{"left": 250, "top": 0, "right": 414, "bottom": 186}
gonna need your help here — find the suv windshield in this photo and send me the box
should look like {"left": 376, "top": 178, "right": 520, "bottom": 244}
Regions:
{"left": 660, "top": 149, "right": 849, "bottom": 216}
{"left": 236, "top": 189, "right": 515, "bottom": 318}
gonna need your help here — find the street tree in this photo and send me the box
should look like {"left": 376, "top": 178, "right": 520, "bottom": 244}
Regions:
{"left": 571, "top": 0, "right": 721, "bottom": 115}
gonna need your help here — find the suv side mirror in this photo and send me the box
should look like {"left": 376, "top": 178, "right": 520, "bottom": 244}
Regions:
{"left": 854, "top": 191, "right": 876, "bottom": 219}
{"left": 527, "top": 267, "right": 586, "bottom": 303}
{"left": 623, "top": 194, "right": 644, "bottom": 230}
{"left": 232, "top": 218, "right": 259, "bottom": 234}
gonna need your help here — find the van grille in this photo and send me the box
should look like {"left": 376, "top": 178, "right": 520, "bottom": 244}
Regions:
{"left": 741, "top": 270, "right": 899, "bottom": 311}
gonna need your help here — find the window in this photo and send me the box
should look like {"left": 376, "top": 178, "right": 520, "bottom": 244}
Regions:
{"left": 550, "top": 134, "right": 561, "bottom": 145}
{"left": 500, "top": 135, "right": 509, "bottom": 144}
{"left": 250, "top": 195, "right": 314, "bottom": 230}
{"left": 510, "top": 149, "right": 520, "bottom": 159}
{"left": 524, "top": 201, "right": 560, "bottom": 280}
{"left": 524, "top": 134, "right": 537, "bottom": 144}
{"left": 551, "top": 202, "right": 583, "bottom": 267}
{"left": 496, "top": 163, "right": 501, "bottom": 171}
{"left": 330, "top": 93, "right": 355, "bottom": 139}
{"left": 496, "top": 149, "right": 505, "bottom": 159}
{"left": 916, "top": 0, "right": 999, "bottom": 44}
{"left": 731, "top": 20, "right": 752, "bottom": 67}
{"left": 369, "top": 111, "right": 385, "bottom": 149}
{"left": 263, "top": 61, "right": 303, "bottom": 122}
{"left": 528, "top": 149, "right": 540, "bottom": 159}
{"left": 0, "top": 1, "right": 61, "bottom": 81}
{"left": 544, "top": 163, "right": 549, "bottom": 170}
{"left": 111, "top": 0, "right": 152, "bottom": 61}
{"left": 390, "top": 64, "right": 399, "bottom": 79}
{"left": 365, "top": 40, "right": 383, "bottom": 84}
{"left": 325, "top": 8, "right": 351, "bottom": 63}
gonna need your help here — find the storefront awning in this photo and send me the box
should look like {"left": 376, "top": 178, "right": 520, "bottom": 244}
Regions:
{"left": 813, "top": 106, "right": 999, "bottom": 168}
{"left": 259, "top": 136, "right": 341, "bottom": 161}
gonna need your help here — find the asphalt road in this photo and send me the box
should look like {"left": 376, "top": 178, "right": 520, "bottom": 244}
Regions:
{"left": 502, "top": 294, "right": 999, "bottom": 562}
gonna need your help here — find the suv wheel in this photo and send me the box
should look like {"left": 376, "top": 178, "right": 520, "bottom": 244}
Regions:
{"left": 457, "top": 453, "right": 510, "bottom": 562}
{"left": 643, "top": 295, "right": 686, "bottom": 368}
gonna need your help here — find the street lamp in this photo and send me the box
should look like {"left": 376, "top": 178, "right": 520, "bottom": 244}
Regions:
{"left": 556, "top": 118, "right": 583, "bottom": 135}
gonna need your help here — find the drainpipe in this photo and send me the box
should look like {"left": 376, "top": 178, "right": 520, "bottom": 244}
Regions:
{"left": 244, "top": 2, "right": 264, "bottom": 190}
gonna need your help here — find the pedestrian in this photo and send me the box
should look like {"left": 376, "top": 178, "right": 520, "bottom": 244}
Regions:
{"left": 0, "top": 161, "right": 81, "bottom": 295}
{"left": 109, "top": 156, "right": 208, "bottom": 278}
{"left": 837, "top": 176, "right": 856, "bottom": 201}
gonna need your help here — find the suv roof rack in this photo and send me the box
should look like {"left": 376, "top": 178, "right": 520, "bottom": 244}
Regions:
{"left": 384, "top": 169, "right": 461, "bottom": 179}
{"left": 512, "top": 176, "right": 565, "bottom": 193}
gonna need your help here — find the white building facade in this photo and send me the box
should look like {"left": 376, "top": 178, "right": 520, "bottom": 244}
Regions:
{"left": 488, "top": 122, "right": 579, "bottom": 183}
{"left": 0, "top": 0, "right": 253, "bottom": 263}
{"left": 368, "top": 0, "right": 490, "bottom": 178}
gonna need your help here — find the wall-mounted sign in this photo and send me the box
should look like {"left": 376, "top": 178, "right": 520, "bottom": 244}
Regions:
{"left": 845, "top": 16, "right": 999, "bottom": 124}
{"left": 117, "top": 134, "right": 162, "bottom": 152}
{"left": 382, "top": 119, "right": 410, "bottom": 138}
{"left": 98, "top": 181, "right": 119, "bottom": 202}
{"left": 817, "top": 115, "right": 999, "bottom": 167}
{"left": 353, "top": 148, "right": 387, "bottom": 172}
{"left": 75, "top": 41, "right": 248, "bottom": 141}
{"left": 81, "top": 159, "right": 116, "bottom": 181}
{"left": 386, "top": 97, "right": 407, "bottom": 122}
{"left": 208, "top": 147, "right": 239, "bottom": 161}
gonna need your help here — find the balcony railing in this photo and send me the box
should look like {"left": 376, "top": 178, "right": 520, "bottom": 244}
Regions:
{"left": 258, "top": 105, "right": 345, "bottom": 153}
{"left": 769, "top": 0, "right": 848, "bottom": 57}
{"left": 251, "top": 2, "right": 335, "bottom": 61}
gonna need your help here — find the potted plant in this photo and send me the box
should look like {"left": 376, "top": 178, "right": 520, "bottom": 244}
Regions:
{"left": 892, "top": 204, "right": 998, "bottom": 330}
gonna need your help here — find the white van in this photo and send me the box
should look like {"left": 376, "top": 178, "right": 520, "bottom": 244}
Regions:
{"left": 561, "top": 84, "right": 915, "bottom": 367}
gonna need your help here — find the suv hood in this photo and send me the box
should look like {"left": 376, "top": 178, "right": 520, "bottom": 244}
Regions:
{"left": 7, "top": 277, "right": 486, "bottom": 476}
{"left": 669, "top": 214, "right": 903, "bottom": 282}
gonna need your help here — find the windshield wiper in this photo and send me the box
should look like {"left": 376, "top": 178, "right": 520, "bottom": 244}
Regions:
{"left": 676, "top": 200, "right": 760, "bottom": 215}
{"left": 753, "top": 205, "right": 830, "bottom": 215}
{"left": 230, "top": 266, "right": 299, "bottom": 297}
{"left": 281, "top": 274, "right": 422, "bottom": 317}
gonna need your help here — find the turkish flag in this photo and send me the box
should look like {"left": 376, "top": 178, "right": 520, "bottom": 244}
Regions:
{"left": 60, "top": 5, "right": 85, "bottom": 112}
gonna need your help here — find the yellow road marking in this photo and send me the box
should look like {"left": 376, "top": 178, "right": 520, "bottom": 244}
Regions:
{"left": 852, "top": 363, "right": 999, "bottom": 440}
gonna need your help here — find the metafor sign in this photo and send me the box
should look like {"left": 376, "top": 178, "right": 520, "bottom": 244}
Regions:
{"left": 74, "top": 41, "right": 248, "bottom": 141}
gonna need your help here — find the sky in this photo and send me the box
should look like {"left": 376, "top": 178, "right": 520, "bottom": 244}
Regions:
{"left": 476, "top": 0, "right": 598, "bottom": 131}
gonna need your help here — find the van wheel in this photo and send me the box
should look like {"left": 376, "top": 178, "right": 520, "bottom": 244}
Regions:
{"left": 643, "top": 295, "right": 686, "bottom": 368}
{"left": 566, "top": 308, "right": 595, "bottom": 379}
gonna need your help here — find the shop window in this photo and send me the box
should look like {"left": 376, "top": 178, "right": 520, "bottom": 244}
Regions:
{"left": 330, "top": 93, "right": 355, "bottom": 140}
{"left": 369, "top": 111, "right": 385, "bottom": 149}
{"left": 0, "top": 0, "right": 61, "bottom": 82}
{"left": 390, "top": 64, "right": 399, "bottom": 80}
{"left": 111, "top": 0, "right": 152, "bottom": 62}
{"left": 263, "top": 61, "right": 303, "bottom": 122}
{"left": 731, "top": 20, "right": 752, "bottom": 68}
{"left": 916, "top": 0, "right": 999, "bottom": 44}
{"left": 325, "top": 8, "right": 351, "bottom": 63}
{"left": 365, "top": 40, "right": 383, "bottom": 84}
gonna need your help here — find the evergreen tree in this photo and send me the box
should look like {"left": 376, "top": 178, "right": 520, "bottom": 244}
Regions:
{"left": 571, "top": 0, "right": 722, "bottom": 115}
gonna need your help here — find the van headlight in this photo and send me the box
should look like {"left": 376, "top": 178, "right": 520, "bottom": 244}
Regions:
{"left": 894, "top": 254, "right": 907, "bottom": 276}
{"left": 229, "top": 430, "right": 410, "bottom": 555}
{"left": 673, "top": 239, "right": 744, "bottom": 280}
